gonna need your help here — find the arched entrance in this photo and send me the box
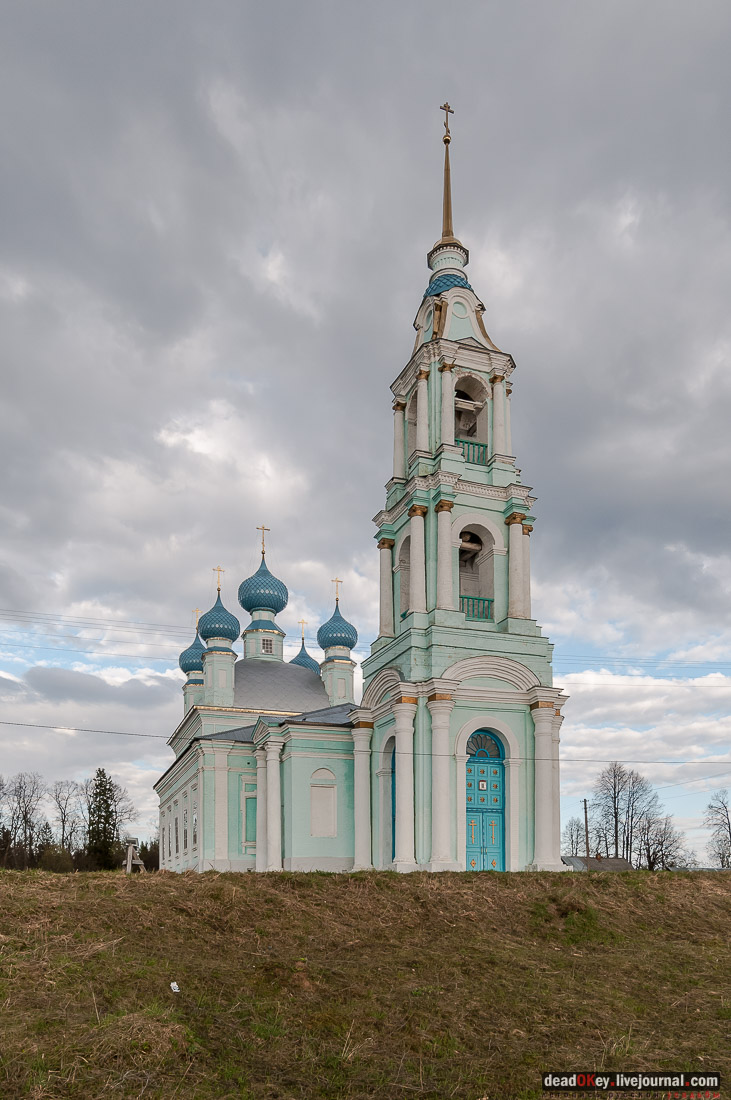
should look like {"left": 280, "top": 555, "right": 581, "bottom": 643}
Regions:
{"left": 465, "top": 731, "right": 505, "bottom": 871}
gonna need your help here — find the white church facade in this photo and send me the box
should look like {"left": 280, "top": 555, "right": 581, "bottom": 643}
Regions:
{"left": 155, "top": 109, "right": 567, "bottom": 873}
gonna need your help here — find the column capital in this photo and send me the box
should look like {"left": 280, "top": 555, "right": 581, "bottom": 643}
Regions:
{"left": 352, "top": 720, "right": 374, "bottom": 730}
{"left": 377, "top": 537, "right": 395, "bottom": 549}
{"left": 427, "top": 692, "right": 454, "bottom": 703}
{"left": 489, "top": 372, "right": 505, "bottom": 385}
{"left": 434, "top": 500, "right": 454, "bottom": 513}
{"left": 521, "top": 524, "right": 533, "bottom": 535}
{"left": 505, "top": 383, "right": 513, "bottom": 395}
{"left": 392, "top": 398, "right": 406, "bottom": 411}
{"left": 254, "top": 747, "right": 267, "bottom": 762}
{"left": 408, "top": 504, "right": 428, "bottom": 518}
{"left": 530, "top": 700, "right": 555, "bottom": 710}
{"left": 353, "top": 728, "right": 373, "bottom": 750}
{"left": 417, "top": 368, "right": 430, "bottom": 381}
{"left": 505, "top": 511, "right": 526, "bottom": 526}
{"left": 438, "top": 361, "right": 455, "bottom": 373}
{"left": 394, "top": 695, "right": 418, "bottom": 707}
{"left": 265, "top": 738, "right": 284, "bottom": 757}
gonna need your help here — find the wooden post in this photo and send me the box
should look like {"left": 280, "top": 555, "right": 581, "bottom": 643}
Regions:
{"left": 583, "top": 799, "right": 591, "bottom": 872}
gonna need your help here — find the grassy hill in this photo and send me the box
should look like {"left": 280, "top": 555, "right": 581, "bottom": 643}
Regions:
{"left": 0, "top": 870, "right": 729, "bottom": 1099}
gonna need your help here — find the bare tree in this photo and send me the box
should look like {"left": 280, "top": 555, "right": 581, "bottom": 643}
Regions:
{"left": 49, "top": 779, "right": 83, "bottom": 852}
{"left": 4, "top": 772, "right": 46, "bottom": 868}
{"left": 636, "top": 812, "right": 692, "bottom": 870}
{"left": 561, "top": 816, "right": 584, "bottom": 856}
{"left": 704, "top": 789, "right": 731, "bottom": 868}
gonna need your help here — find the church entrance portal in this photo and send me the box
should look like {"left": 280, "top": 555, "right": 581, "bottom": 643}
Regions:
{"left": 465, "top": 732, "right": 505, "bottom": 871}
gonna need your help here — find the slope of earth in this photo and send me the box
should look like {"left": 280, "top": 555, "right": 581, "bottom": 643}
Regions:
{"left": 0, "top": 870, "right": 729, "bottom": 1099}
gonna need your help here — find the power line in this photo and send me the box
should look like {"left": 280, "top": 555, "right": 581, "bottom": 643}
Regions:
{"left": 0, "top": 719, "right": 168, "bottom": 740}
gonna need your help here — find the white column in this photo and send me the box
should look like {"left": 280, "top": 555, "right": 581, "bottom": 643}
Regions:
{"left": 392, "top": 699, "right": 417, "bottom": 870}
{"left": 352, "top": 727, "right": 373, "bottom": 870}
{"left": 506, "top": 513, "right": 526, "bottom": 618}
{"left": 214, "top": 746, "right": 228, "bottom": 867}
{"left": 408, "top": 505, "right": 427, "bottom": 613}
{"left": 265, "top": 739, "right": 283, "bottom": 871}
{"left": 522, "top": 523, "right": 532, "bottom": 619}
{"left": 439, "top": 363, "right": 455, "bottom": 447}
{"left": 415, "top": 370, "right": 430, "bottom": 453}
{"left": 427, "top": 696, "right": 454, "bottom": 866}
{"left": 377, "top": 538, "right": 395, "bottom": 637}
{"left": 435, "top": 501, "right": 455, "bottom": 610}
{"left": 504, "top": 757, "right": 522, "bottom": 871}
{"left": 392, "top": 400, "right": 406, "bottom": 479}
{"left": 491, "top": 374, "right": 506, "bottom": 456}
{"left": 532, "top": 705, "right": 555, "bottom": 868}
{"left": 255, "top": 748, "right": 268, "bottom": 872}
{"left": 505, "top": 382, "right": 513, "bottom": 455}
{"left": 552, "top": 712, "right": 563, "bottom": 867}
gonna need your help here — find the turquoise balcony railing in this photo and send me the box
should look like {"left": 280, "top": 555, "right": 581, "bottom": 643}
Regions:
{"left": 457, "top": 438, "right": 488, "bottom": 465}
{"left": 460, "top": 595, "right": 494, "bottom": 621}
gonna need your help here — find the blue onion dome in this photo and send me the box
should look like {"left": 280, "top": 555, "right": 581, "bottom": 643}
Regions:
{"left": 317, "top": 602, "right": 358, "bottom": 650}
{"left": 198, "top": 592, "right": 240, "bottom": 643}
{"left": 290, "top": 641, "right": 321, "bottom": 675}
{"left": 179, "top": 631, "right": 205, "bottom": 674}
{"left": 238, "top": 556, "right": 288, "bottom": 614}
{"left": 423, "top": 272, "right": 472, "bottom": 298}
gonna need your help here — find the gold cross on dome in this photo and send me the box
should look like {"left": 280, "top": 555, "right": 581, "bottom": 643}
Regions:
{"left": 192, "top": 607, "right": 200, "bottom": 628}
{"left": 256, "top": 524, "right": 270, "bottom": 556}
{"left": 212, "top": 566, "right": 225, "bottom": 591}
{"left": 298, "top": 618, "right": 307, "bottom": 642}
{"left": 440, "top": 101, "right": 454, "bottom": 137}
{"left": 331, "top": 577, "right": 343, "bottom": 603}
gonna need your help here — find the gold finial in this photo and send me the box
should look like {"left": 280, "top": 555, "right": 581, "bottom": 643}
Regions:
{"left": 193, "top": 607, "right": 200, "bottom": 629}
{"left": 439, "top": 102, "right": 455, "bottom": 240}
{"left": 440, "top": 101, "right": 454, "bottom": 143}
{"left": 256, "top": 524, "right": 270, "bottom": 557}
{"left": 331, "top": 577, "right": 343, "bottom": 603}
{"left": 212, "top": 565, "right": 225, "bottom": 592}
{"left": 298, "top": 618, "right": 307, "bottom": 643}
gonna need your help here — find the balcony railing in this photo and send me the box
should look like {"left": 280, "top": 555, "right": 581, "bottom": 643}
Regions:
{"left": 460, "top": 595, "right": 494, "bottom": 621}
{"left": 457, "top": 438, "right": 488, "bottom": 465}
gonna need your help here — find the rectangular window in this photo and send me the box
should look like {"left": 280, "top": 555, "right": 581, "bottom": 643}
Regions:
{"left": 262, "top": 637, "right": 273, "bottom": 654}
{"left": 310, "top": 785, "right": 337, "bottom": 838}
{"left": 183, "top": 808, "right": 188, "bottom": 851}
{"left": 174, "top": 816, "right": 179, "bottom": 855}
{"left": 217, "top": 668, "right": 227, "bottom": 688}
{"left": 168, "top": 823, "right": 171, "bottom": 857}
{"left": 192, "top": 803, "right": 198, "bottom": 847}
{"left": 161, "top": 823, "right": 165, "bottom": 861}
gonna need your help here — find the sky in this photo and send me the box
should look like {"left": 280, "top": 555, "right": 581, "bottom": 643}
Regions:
{"left": 1, "top": 1, "right": 730, "bottom": 855}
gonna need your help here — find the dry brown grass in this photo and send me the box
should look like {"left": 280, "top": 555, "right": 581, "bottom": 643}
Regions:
{"left": 0, "top": 869, "right": 729, "bottom": 1099}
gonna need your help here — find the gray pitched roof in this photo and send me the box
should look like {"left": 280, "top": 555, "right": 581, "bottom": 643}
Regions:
{"left": 232, "top": 657, "right": 329, "bottom": 713}
{"left": 562, "top": 855, "right": 633, "bottom": 871}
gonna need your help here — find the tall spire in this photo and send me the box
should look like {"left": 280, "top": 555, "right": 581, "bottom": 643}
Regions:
{"left": 440, "top": 102, "right": 455, "bottom": 241}
{"left": 427, "top": 103, "right": 469, "bottom": 271}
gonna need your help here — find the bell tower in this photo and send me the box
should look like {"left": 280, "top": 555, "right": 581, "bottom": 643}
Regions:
{"left": 360, "top": 106, "right": 567, "bottom": 873}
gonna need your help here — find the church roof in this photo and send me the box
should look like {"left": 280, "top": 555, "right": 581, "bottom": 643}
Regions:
{"left": 178, "top": 631, "right": 205, "bottom": 674}
{"left": 317, "top": 602, "right": 358, "bottom": 650}
{"left": 198, "top": 592, "right": 240, "bottom": 643}
{"left": 233, "top": 657, "right": 329, "bottom": 712}
{"left": 238, "top": 555, "right": 288, "bottom": 614}
{"left": 424, "top": 272, "right": 472, "bottom": 297}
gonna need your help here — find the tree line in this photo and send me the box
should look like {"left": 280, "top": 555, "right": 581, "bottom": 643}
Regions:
{"left": 562, "top": 761, "right": 730, "bottom": 869}
{"left": 0, "top": 767, "right": 158, "bottom": 871}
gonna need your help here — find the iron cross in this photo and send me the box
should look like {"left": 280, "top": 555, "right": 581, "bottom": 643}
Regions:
{"left": 212, "top": 566, "right": 225, "bottom": 590}
{"left": 256, "top": 524, "right": 270, "bottom": 555}
{"left": 332, "top": 577, "right": 343, "bottom": 602}
{"left": 440, "top": 101, "right": 454, "bottom": 137}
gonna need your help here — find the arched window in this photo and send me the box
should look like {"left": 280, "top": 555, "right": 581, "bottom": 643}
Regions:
{"left": 466, "top": 731, "right": 503, "bottom": 759}
{"left": 455, "top": 374, "right": 489, "bottom": 464}
{"left": 397, "top": 535, "right": 411, "bottom": 619}
{"left": 310, "top": 769, "right": 337, "bottom": 838}
{"left": 459, "top": 525, "right": 495, "bottom": 620}
{"left": 406, "top": 391, "right": 418, "bottom": 457}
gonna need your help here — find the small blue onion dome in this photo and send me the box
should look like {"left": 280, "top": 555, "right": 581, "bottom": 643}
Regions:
{"left": 423, "top": 272, "right": 472, "bottom": 298}
{"left": 198, "top": 592, "right": 240, "bottom": 643}
{"left": 179, "top": 631, "right": 205, "bottom": 674}
{"left": 317, "top": 603, "right": 358, "bottom": 651}
{"left": 290, "top": 641, "right": 321, "bottom": 674}
{"left": 238, "top": 556, "right": 288, "bottom": 614}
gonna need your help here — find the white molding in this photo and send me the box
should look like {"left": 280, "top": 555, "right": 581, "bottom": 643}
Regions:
{"left": 450, "top": 509, "right": 506, "bottom": 552}
{"left": 444, "top": 654, "right": 541, "bottom": 691}
{"left": 362, "top": 666, "right": 402, "bottom": 709}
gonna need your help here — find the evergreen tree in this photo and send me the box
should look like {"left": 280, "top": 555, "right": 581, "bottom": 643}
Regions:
{"left": 86, "top": 768, "right": 120, "bottom": 870}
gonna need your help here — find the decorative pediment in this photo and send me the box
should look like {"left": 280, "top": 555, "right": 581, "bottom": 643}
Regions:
{"left": 361, "top": 667, "right": 401, "bottom": 709}
{"left": 443, "top": 655, "right": 541, "bottom": 692}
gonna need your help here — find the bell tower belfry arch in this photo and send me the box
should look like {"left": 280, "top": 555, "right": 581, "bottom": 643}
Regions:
{"left": 360, "top": 107, "right": 568, "bottom": 872}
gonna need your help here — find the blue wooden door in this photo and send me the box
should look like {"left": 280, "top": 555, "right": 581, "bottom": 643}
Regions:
{"left": 466, "top": 738, "right": 505, "bottom": 871}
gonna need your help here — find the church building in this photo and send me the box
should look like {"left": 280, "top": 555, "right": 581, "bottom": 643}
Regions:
{"left": 155, "top": 108, "right": 567, "bottom": 873}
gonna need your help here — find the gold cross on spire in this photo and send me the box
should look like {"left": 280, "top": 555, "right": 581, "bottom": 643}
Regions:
{"left": 298, "top": 618, "right": 307, "bottom": 643}
{"left": 193, "top": 607, "right": 200, "bottom": 629}
{"left": 212, "top": 565, "right": 225, "bottom": 592}
{"left": 256, "top": 524, "right": 270, "bottom": 556}
{"left": 331, "top": 577, "right": 343, "bottom": 603}
{"left": 440, "top": 101, "right": 454, "bottom": 142}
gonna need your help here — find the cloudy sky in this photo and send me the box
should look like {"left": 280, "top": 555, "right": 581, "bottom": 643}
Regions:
{"left": 1, "top": 1, "right": 730, "bottom": 854}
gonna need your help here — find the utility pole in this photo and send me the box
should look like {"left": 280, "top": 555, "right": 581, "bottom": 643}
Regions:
{"left": 583, "top": 799, "right": 591, "bottom": 872}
